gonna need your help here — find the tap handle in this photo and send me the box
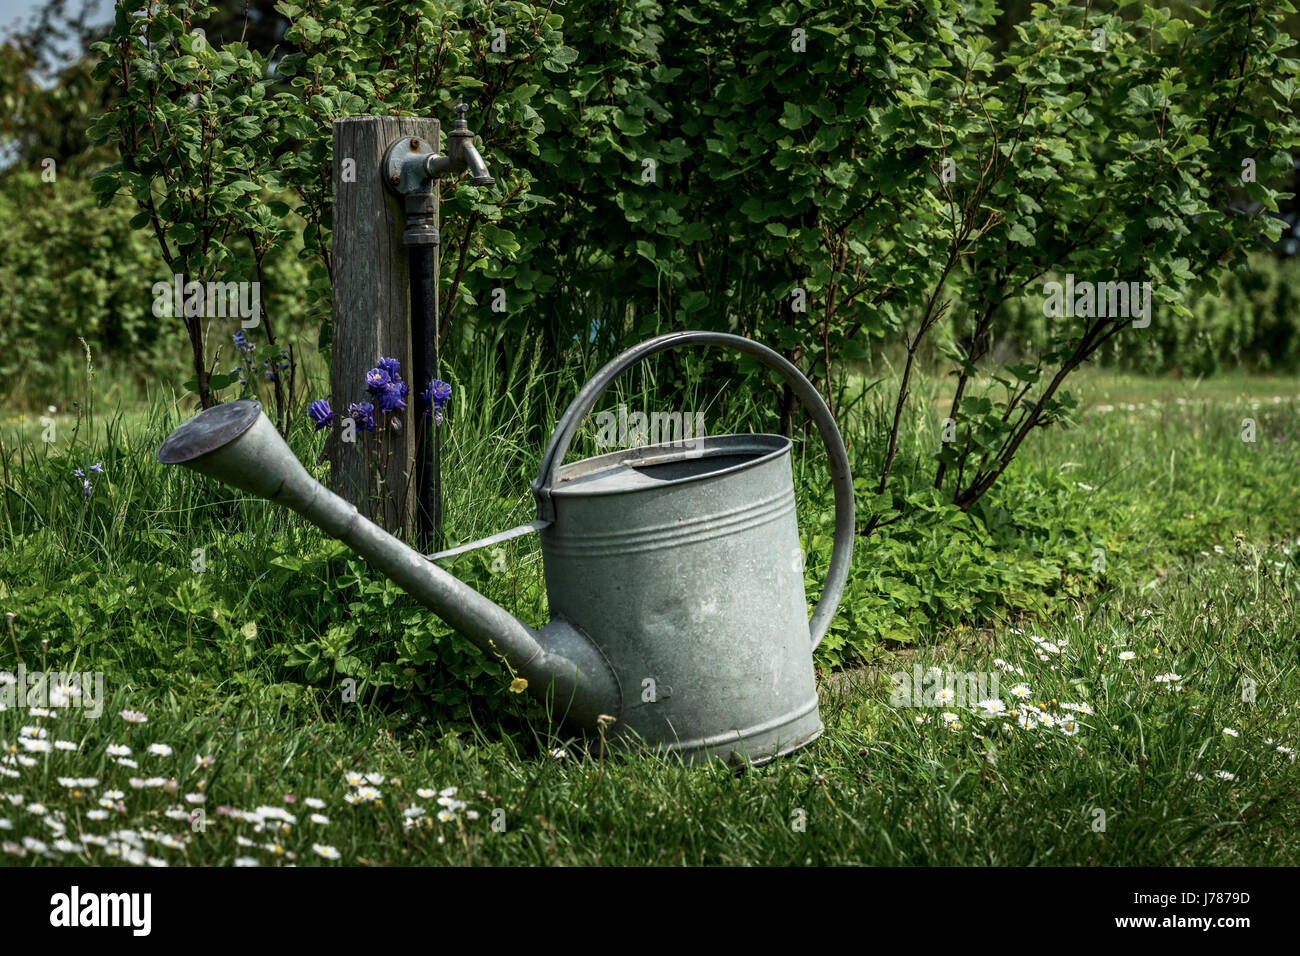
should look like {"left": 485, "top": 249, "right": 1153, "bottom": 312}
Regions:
{"left": 452, "top": 103, "right": 470, "bottom": 131}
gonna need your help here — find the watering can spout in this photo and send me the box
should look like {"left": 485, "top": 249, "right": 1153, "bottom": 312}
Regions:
{"left": 155, "top": 401, "right": 620, "bottom": 728}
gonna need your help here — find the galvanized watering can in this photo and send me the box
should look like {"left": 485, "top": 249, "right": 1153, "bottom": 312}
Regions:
{"left": 157, "top": 331, "right": 854, "bottom": 764}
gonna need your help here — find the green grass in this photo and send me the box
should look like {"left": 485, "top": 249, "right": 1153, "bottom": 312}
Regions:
{"left": 1, "top": 355, "right": 1298, "bottom": 865}
{"left": 2, "top": 544, "right": 1296, "bottom": 865}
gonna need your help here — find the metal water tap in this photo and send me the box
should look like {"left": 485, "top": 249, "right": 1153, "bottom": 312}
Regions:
{"left": 383, "top": 103, "right": 494, "bottom": 205}
{"left": 426, "top": 103, "right": 495, "bottom": 186}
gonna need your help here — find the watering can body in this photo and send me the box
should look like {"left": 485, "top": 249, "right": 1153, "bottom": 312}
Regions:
{"left": 543, "top": 434, "right": 822, "bottom": 762}
{"left": 157, "top": 331, "right": 854, "bottom": 766}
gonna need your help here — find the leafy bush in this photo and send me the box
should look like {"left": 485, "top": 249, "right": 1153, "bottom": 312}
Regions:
{"left": 87, "top": 0, "right": 1300, "bottom": 502}
{"left": 0, "top": 170, "right": 165, "bottom": 407}
{"left": 991, "top": 252, "right": 1300, "bottom": 376}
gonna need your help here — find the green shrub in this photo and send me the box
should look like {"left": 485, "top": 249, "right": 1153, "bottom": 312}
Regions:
{"left": 0, "top": 170, "right": 167, "bottom": 407}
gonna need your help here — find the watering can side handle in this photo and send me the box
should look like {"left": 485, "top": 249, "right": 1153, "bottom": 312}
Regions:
{"left": 531, "top": 330, "right": 855, "bottom": 650}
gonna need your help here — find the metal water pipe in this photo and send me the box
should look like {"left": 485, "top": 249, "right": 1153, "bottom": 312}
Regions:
{"left": 382, "top": 103, "right": 495, "bottom": 550}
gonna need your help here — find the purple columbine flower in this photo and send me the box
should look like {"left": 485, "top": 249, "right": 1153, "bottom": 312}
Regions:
{"left": 307, "top": 399, "right": 336, "bottom": 431}
{"left": 375, "top": 357, "right": 402, "bottom": 378}
{"left": 421, "top": 379, "right": 452, "bottom": 422}
{"left": 365, "top": 367, "right": 391, "bottom": 394}
{"left": 348, "top": 402, "right": 376, "bottom": 432}
{"left": 375, "top": 379, "right": 409, "bottom": 414}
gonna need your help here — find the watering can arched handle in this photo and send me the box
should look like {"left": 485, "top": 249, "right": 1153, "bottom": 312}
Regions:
{"left": 532, "top": 330, "right": 854, "bottom": 650}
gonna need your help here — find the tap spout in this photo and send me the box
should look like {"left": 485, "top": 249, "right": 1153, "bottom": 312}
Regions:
{"left": 424, "top": 103, "right": 494, "bottom": 186}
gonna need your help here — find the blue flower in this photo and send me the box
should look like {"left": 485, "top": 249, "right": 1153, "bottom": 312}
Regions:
{"left": 375, "top": 379, "right": 409, "bottom": 414}
{"left": 73, "top": 467, "right": 84, "bottom": 479}
{"left": 375, "top": 357, "right": 402, "bottom": 378}
{"left": 307, "top": 399, "right": 336, "bottom": 431}
{"left": 421, "top": 379, "right": 452, "bottom": 421}
{"left": 348, "top": 402, "right": 376, "bottom": 432}
{"left": 233, "top": 330, "right": 253, "bottom": 353}
{"left": 364, "top": 368, "right": 391, "bottom": 394}
{"left": 82, "top": 479, "right": 93, "bottom": 498}
{"left": 88, "top": 463, "right": 103, "bottom": 474}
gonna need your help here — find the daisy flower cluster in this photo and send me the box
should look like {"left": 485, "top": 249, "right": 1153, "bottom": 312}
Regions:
{"left": 912, "top": 624, "right": 1297, "bottom": 789}
{"left": 0, "top": 706, "right": 208, "bottom": 865}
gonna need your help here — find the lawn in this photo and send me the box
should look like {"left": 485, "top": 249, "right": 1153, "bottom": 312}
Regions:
{"left": 1, "top": 368, "right": 1298, "bottom": 865}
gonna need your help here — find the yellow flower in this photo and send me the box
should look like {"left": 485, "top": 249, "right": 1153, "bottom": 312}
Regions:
{"left": 509, "top": 677, "right": 528, "bottom": 694}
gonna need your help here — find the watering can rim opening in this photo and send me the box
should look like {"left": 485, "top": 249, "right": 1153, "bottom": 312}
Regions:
{"left": 157, "top": 399, "right": 263, "bottom": 465}
{"left": 550, "top": 432, "right": 791, "bottom": 498}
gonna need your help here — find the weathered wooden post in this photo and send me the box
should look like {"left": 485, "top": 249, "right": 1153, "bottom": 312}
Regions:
{"left": 330, "top": 115, "right": 439, "bottom": 537}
